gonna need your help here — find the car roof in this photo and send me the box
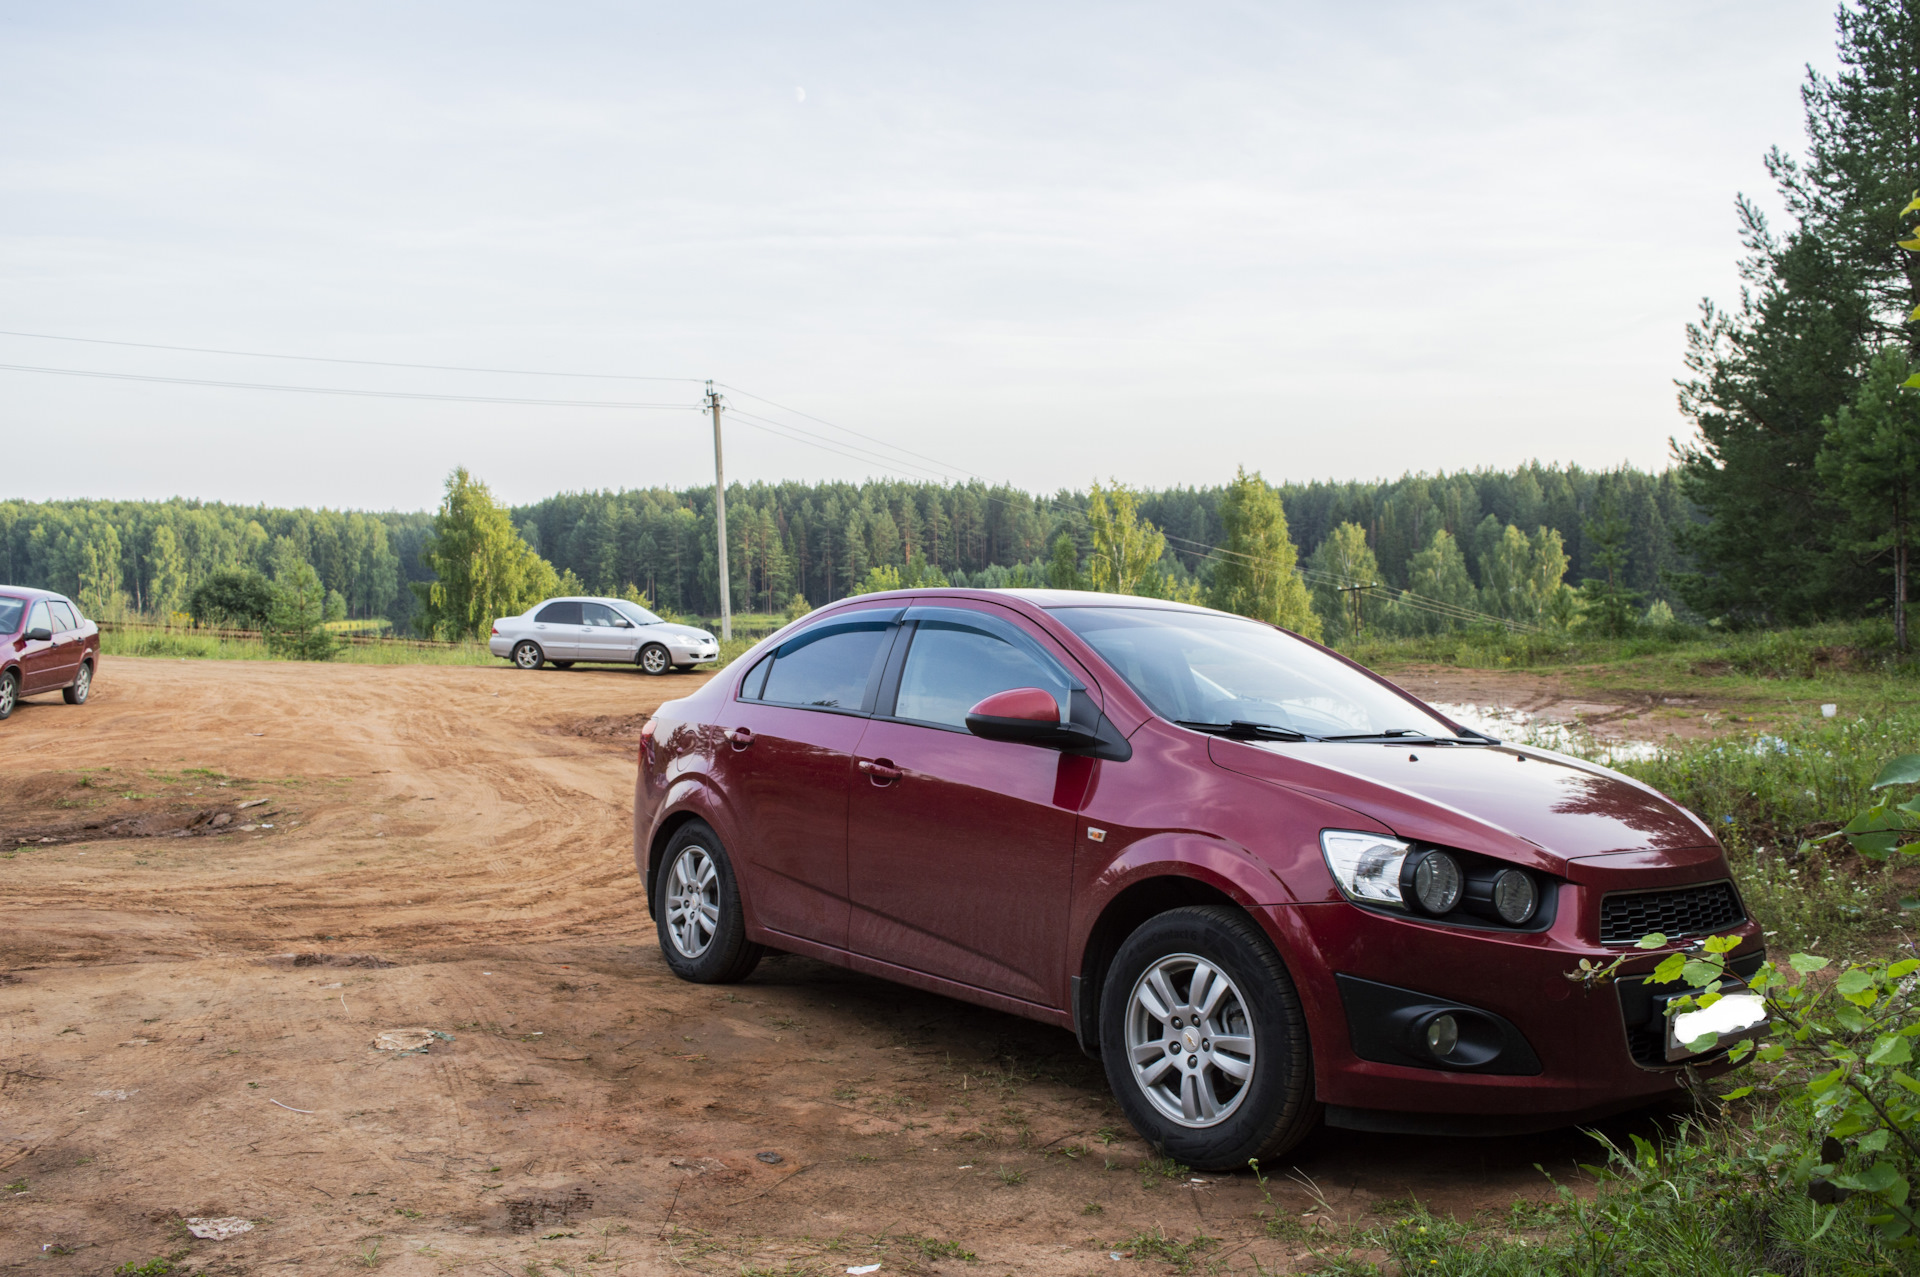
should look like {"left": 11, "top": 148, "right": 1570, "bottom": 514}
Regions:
{"left": 0, "top": 586, "right": 70, "bottom": 603}
{"left": 817, "top": 586, "right": 1222, "bottom": 616}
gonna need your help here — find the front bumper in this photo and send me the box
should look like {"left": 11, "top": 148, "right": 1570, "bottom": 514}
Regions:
{"left": 670, "top": 641, "right": 720, "bottom": 664}
{"left": 1261, "top": 863, "right": 1764, "bottom": 1126}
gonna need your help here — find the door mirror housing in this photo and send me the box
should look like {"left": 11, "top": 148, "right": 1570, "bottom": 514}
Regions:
{"left": 965, "top": 688, "right": 1094, "bottom": 748}
{"left": 24, "top": 627, "right": 51, "bottom": 642}
{"left": 616, "top": 619, "right": 634, "bottom": 628}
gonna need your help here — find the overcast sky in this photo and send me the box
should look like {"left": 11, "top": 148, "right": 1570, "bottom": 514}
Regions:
{"left": 0, "top": 1, "right": 1840, "bottom": 511}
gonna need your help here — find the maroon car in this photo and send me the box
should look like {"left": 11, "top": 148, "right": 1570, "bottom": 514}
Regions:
{"left": 633, "top": 590, "right": 1760, "bottom": 1168}
{"left": 0, "top": 587, "right": 100, "bottom": 720}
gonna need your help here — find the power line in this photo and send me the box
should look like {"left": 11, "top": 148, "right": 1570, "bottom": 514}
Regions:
{"left": 0, "top": 328, "right": 705, "bottom": 383}
{"left": 0, "top": 362, "right": 699, "bottom": 410}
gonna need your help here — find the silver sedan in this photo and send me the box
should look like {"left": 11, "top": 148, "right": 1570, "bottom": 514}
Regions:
{"left": 488, "top": 597, "right": 719, "bottom": 674}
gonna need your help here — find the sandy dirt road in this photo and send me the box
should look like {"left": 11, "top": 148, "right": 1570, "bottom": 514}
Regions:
{"left": 0, "top": 658, "right": 1685, "bottom": 1275}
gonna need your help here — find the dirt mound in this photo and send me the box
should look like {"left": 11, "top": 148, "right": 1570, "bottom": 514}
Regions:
{"left": 551, "top": 712, "right": 648, "bottom": 745}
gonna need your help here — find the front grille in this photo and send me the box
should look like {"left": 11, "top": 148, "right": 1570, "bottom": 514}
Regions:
{"left": 1599, "top": 881, "right": 1744, "bottom": 946}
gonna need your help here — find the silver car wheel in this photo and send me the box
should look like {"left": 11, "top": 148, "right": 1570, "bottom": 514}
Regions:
{"left": 664, "top": 844, "right": 721, "bottom": 958}
{"left": 640, "top": 644, "right": 670, "bottom": 675}
{"left": 512, "top": 641, "right": 543, "bottom": 669}
{"left": 0, "top": 672, "right": 15, "bottom": 718}
{"left": 1125, "top": 952, "right": 1256, "bottom": 1128}
{"left": 70, "top": 664, "right": 90, "bottom": 703}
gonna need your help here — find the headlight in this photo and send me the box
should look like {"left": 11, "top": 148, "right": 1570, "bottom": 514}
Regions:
{"left": 1409, "top": 851, "right": 1463, "bottom": 915}
{"left": 1319, "top": 830, "right": 1409, "bottom": 908}
{"left": 1491, "top": 868, "right": 1538, "bottom": 924}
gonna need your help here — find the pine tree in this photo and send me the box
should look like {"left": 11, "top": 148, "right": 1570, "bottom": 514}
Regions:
{"left": 1817, "top": 348, "right": 1920, "bottom": 648}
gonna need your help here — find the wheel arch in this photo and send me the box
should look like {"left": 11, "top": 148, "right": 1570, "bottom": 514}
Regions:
{"left": 1073, "top": 869, "right": 1275, "bottom": 1059}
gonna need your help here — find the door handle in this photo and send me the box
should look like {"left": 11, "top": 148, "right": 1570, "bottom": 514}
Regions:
{"left": 728, "top": 727, "right": 754, "bottom": 750}
{"left": 857, "top": 758, "right": 902, "bottom": 783}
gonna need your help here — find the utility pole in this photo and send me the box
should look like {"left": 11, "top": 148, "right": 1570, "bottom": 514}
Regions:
{"left": 1338, "top": 581, "right": 1376, "bottom": 638}
{"left": 707, "top": 381, "right": 731, "bottom": 641}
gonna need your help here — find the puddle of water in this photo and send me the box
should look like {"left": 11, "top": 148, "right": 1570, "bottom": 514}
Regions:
{"left": 1429, "top": 702, "right": 1663, "bottom": 765}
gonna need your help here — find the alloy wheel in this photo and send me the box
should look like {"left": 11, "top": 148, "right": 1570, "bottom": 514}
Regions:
{"left": 72, "top": 666, "right": 90, "bottom": 702}
{"left": 664, "top": 844, "right": 721, "bottom": 958}
{"left": 514, "top": 642, "right": 541, "bottom": 669}
{"left": 0, "top": 674, "right": 14, "bottom": 717}
{"left": 1125, "top": 953, "right": 1257, "bottom": 1127}
{"left": 641, "top": 645, "right": 669, "bottom": 675}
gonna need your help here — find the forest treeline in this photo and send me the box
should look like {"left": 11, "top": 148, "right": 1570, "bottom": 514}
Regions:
{"left": 0, "top": 461, "right": 1689, "bottom": 637}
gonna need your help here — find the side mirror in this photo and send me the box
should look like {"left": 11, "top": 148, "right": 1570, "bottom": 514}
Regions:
{"left": 617, "top": 619, "right": 634, "bottom": 628}
{"left": 966, "top": 688, "right": 1094, "bottom": 748}
{"left": 25, "top": 627, "right": 51, "bottom": 642}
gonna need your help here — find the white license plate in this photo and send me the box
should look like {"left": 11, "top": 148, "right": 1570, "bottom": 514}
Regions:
{"left": 1665, "top": 991, "right": 1768, "bottom": 1062}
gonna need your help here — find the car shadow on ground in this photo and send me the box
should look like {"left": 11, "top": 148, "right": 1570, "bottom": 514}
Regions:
{"left": 724, "top": 951, "right": 1687, "bottom": 1215}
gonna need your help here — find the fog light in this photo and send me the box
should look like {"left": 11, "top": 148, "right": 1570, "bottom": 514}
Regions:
{"left": 1411, "top": 851, "right": 1463, "bottom": 914}
{"left": 1491, "top": 869, "right": 1538, "bottom": 924}
{"left": 1426, "top": 1014, "right": 1459, "bottom": 1058}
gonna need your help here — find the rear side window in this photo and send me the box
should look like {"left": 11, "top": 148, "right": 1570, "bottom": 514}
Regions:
{"left": 751, "top": 620, "right": 894, "bottom": 712}
{"left": 47, "top": 602, "right": 77, "bottom": 631}
{"left": 0, "top": 598, "right": 24, "bottom": 634}
{"left": 536, "top": 601, "right": 583, "bottom": 625}
{"left": 581, "top": 603, "right": 620, "bottom": 627}
{"left": 895, "top": 618, "right": 1071, "bottom": 728}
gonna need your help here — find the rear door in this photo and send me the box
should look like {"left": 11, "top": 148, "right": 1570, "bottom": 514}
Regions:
{"left": 720, "top": 608, "right": 902, "bottom": 950}
{"left": 17, "top": 601, "right": 63, "bottom": 693}
{"left": 46, "top": 600, "right": 83, "bottom": 684}
{"left": 531, "top": 600, "right": 583, "bottom": 659}
{"left": 845, "top": 603, "right": 1088, "bottom": 1006}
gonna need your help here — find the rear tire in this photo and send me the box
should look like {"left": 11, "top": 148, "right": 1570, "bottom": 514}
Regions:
{"left": 0, "top": 669, "right": 17, "bottom": 720}
{"left": 1099, "top": 905, "right": 1318, "bottom": 1171}
{"left": 512, "top": 641, "right": 545, "bottom": 670}
{"left": 639, "top": 644, "right": 671, "bottom": 676}
{"left": 654, "top": 820, "right": 762, "bottom": 983}
{"left": 62, "top": 661, "right": 91, "bottom": 705}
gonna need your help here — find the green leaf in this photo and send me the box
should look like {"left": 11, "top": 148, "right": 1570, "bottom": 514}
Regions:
{"left": 1759, "top": 1044, "right": 1788, "bottom": 1063}
{"left": 1703, "top": 933, "right": 1742, "bottom": 954}
{"left": 1685, "top": 1031, "right": 1719, "bottom": 1053}
{"left": 1683, "top": 958, "right": 1726, "bottom": 988}
{"left": 1636, "top": 933, "right": 1669, "bottom": 950}
{"left": 1903, "top": 192, "right": 1920, "bottom": 217}
{"left": 1652, "top": 952, "right": 1687, "bottom": 984}
{"left": 1890, "top": 959, "right": 1920, "bottom": 979}
{"left": 1791, "top": 954, "right": 1832, "bottom": 974}
{"left": 1728, "top": 1040, "right": 1755, "bottom": 1063}
{"left": 1873, "top": 756, "right": 1920, "bottom": 788}
{"left": 1861, "top": 1129, "right": 1891, "bottom": 1153}
{"left": 1722, "top": 1084, "right": 1754, "bottom": 1099}
{"left": 1870, "top": 1035, "right": 1913, "bottom": 1066}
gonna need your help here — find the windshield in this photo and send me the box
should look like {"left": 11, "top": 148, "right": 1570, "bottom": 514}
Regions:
{"left": 612, "top": 600, "right": 663, "bottom": 627}
{"left": 0, "top": 597, "right": 21, "bottom": 635}
{"left": 1051, "top": 606, "right": 1459, "bottom": 740}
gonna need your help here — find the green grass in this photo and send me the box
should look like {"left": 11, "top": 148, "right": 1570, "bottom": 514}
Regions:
{"left": 99, "top": 627, "right": 499, "bottom": 665}
{"left": 1325, "top": 1110, "right": 1917, "bottom": 1276}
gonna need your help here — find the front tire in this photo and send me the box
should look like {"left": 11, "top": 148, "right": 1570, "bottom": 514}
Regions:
{"left": 654, "top": 821, "right": 762, "bottom": 983}
{"left": 63, "top": 661, "right": 91, "bottom": 705}
{"left": 512, "top": 641, "right": 545, "bottom": 670}
{"left": 1099, "top": 906, "right": 1318, "bottom": 1171}
{"left": 0, "top": 669, "right": 16, "bottom": 720}
{"left": 638, "top": 643, "right": 671, "bottom": 676}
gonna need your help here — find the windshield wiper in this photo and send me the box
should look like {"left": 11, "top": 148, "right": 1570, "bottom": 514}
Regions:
{"left": 1319, "top": 728, "right": 1497, "bottom": 745}
{"left": 1177, "top": 719, "right": 1315, "bottom": 742}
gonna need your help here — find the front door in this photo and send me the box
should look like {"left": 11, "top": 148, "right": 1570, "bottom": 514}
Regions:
{"left": 846, "top": 604, "right": 1090, "bottom": 1007}
{"left": 578, "top": 602, "right": 637, "bottom": 664}
{"left": 719, "top": 609, "right": 901, "bottom": 950}
{"left": 17, "top": 601, "right": 63, "bottom": 693}
{"left": 45, "top": 599, "right": 83, "bottom": 685}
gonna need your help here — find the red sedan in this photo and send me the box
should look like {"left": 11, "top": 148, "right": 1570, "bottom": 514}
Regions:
{"left": 0, "top": 587, "right": 99, "bottom": 720}
{"left": 632, "top": 589, "right": 1760, "bottom": 1168}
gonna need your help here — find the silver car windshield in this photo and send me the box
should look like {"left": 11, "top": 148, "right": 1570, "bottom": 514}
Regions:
{"left": 1051, "top": 606, "right": 1459, "bottom": 741}
{"left": 612, "top": 600, "right": 663, "bottom": 626}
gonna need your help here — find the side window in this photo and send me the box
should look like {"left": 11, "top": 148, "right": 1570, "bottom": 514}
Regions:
{"left": 757, "top": 621, "right": 894, "bottom": 711}
{"left": 27, "top": 602, "right": 50, "bottom": 635}
{"left": 535, "top": 601, "right": 583, "bottom": 625}
{"left": 47, "top": 602, "right": 78, "bottom": 631}
{"left": 894, "top": 617, "right": 1072, "bottom": 729}
{"left": 581, "top": 603, "right": 620, "bottom": 627}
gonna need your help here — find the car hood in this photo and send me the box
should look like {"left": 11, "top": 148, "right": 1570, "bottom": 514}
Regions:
{"left": 1209, "top": 737, "right": 1716, "bottom": 873}
{"left": 650, "top": 623, "right": 715, "bottom": 642}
